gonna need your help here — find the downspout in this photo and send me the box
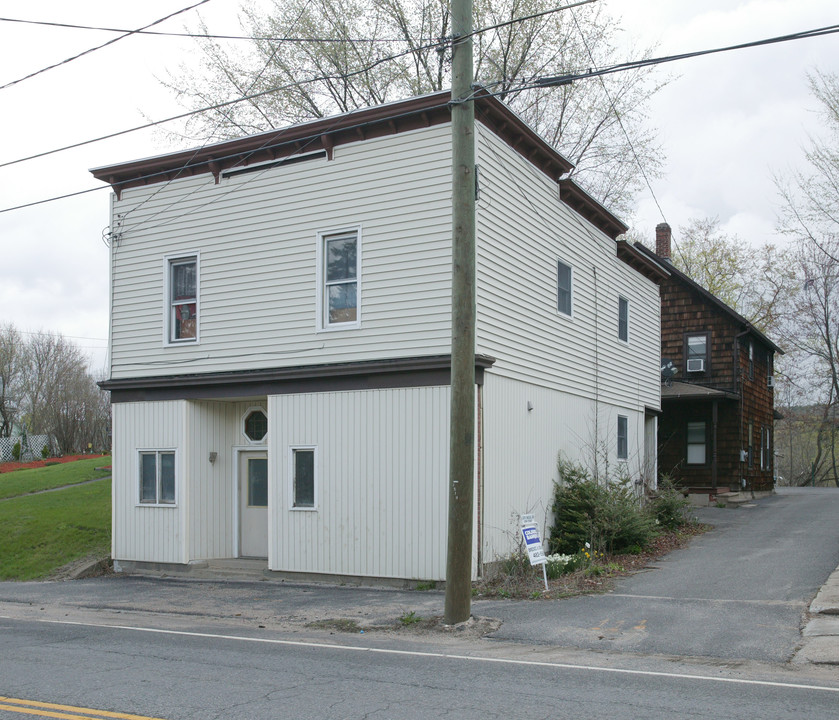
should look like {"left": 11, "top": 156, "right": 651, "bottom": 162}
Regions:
{"left": 712, "top": 400, "right": 718, "bottom": 494}
{"left": 593, "top": 265, "right": 600, "bottom": 479}
{"left": 476, "top": 382, "right": 483, "bottom": 577}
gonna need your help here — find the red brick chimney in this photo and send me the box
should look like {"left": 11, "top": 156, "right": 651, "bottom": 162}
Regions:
{"left": 656, "top": 222, "right": 672, "bottom": 261}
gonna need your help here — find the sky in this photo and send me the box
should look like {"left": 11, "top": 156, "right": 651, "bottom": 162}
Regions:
{"left": 0, "top": 0, "right": 837, "bottom": 373}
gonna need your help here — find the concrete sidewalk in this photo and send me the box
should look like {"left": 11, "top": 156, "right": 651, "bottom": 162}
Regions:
{"left": 797, "top": 566, "right": 839, "bottom": 664}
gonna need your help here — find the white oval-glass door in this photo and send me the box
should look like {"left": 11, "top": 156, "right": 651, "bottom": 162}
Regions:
{"left": 239, "top": 451, "right": 268, "bottom": 558}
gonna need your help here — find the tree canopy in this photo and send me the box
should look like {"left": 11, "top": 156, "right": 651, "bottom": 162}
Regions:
{"left": 163, "top": 0, "right": 664, "bottom": 215}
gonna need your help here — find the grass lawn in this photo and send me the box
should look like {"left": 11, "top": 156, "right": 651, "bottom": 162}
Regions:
{"left": 0, "top": 477, "right": 111, "bottom": 581}
{"left": 0, "top": 456, "right": 111, "bottom": 500}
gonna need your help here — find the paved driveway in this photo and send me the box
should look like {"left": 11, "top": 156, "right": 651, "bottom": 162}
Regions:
{"left": 478, "top": 487, "right": 839, "bottom": 662}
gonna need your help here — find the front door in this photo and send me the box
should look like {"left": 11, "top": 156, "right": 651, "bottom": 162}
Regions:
{"left": 239, "top": 452, "right": 268, "bottom": 558}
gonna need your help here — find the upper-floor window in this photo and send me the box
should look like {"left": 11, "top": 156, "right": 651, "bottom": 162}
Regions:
{"left": 618, "top": 296, "right": 629, "bottom": 342}
{"left": 318, "top": 229, "right": 360, "bottom": 329}
{"left": 617, "top": 415, "right": 628, "bottom": 460}
{"left": 557, "top": 260, "right": 572, "bottom": 316}
{"left": 748, "top": 341, "right": 755, "bottom": 380}
{"left": 167, "top": 255, "right": 198, "bottom": 344}
{"left": 685, "top": 333, "right": 709, "bottom": 374}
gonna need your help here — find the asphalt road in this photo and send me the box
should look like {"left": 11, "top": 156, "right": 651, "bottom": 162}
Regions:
{"left": 1, "top": 614, "right": 838, "bottom": 720}
{"left": 483, "top": 487, "right": 839, "bottom": 661}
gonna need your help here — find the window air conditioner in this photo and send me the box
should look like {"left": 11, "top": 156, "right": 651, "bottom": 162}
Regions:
{"left": 740, "top": 449, "right": 748, "bottom": 462}
{"left": 686, "top": 358, "right": 705, "bottom": 373}
{"left": 767, "top": 375, "right": 775, "bottom": 388}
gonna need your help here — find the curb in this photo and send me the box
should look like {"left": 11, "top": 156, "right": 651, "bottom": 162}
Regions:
{"left": 795, "top": 567, "right": 839, "bottom": 665}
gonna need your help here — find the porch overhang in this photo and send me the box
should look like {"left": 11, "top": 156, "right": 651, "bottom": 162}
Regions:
{"left": 661, "top": 381, "right": 739, "bottom": 402}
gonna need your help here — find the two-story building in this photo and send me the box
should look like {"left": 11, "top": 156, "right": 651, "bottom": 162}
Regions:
{"left": 93, "top": 90, "right": 666, "bottom": 582}
{"left": 636, "top": 224, "right": 782, "bottom": 496}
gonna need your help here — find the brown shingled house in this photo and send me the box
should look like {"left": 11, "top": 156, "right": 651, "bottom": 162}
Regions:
{"left": 636, "top": 224, "right": 783, "bottom": 496}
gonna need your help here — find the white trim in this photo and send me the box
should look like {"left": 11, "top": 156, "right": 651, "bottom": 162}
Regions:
{"left": 136, "top": 448, "right": 178, "bottom": 507}
{"left": 316, "top": 226, "right": 361, "bottom": 332}
{"left": 556, "top": 258, "right": 573, "bottom": 318}
{"left": 288, "top": 445, "right": 318, "bottom": 511}
{"left": 241, "top": 405, "right": 268, "bottom": 444}
{"left": 163, "top": 251, "right": 201, "bottom": 347}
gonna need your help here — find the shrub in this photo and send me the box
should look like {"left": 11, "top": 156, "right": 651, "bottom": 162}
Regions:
{"left": 41, "top": 445, "right": 50, "bottom": 459}
{"left": 650, "top": 476, "right": 691, "bottom": 529}
{"left": 12, "top": 442, "right": 21, "bottom": 461}
{"left": 549, "top": 457, "right": 657, "bottom": 555}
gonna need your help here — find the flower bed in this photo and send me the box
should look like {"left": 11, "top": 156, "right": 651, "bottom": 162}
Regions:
{"left": 0, "top": 454, "right": 109, "bottom": 474}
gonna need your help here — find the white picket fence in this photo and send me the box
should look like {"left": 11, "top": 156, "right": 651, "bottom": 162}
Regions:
{"left": 0, "top": 435, "right": 52, "bottom": 462}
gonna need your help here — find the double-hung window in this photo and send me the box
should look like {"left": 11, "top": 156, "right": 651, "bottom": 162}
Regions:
{"left": 618, "top": 296, "right": 629, "bottom": 342}
{"left": 686, "top": 422, "right": 706, "bottom": 465}
{"left": 319, "top": 229, "right": 359, "bottom": 329}
{"left": 557, "top": 261, "right": 572, "bottom": 316}
{"left": 617, "top": 416, "right": 628, "bottom": 460}
{"left": 139, "top": 450, "right": 176, "bottom": 505}
{"left": 760, "top": 426, "right": 771, "bottom": 471}
{"left": 167, "top": 255, "right": 198, "bottom": 343}
{"left": 685, "top": 333, "right": 709, "bottom": 374}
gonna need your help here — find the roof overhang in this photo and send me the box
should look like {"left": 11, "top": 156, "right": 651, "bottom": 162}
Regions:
{"left": 616, "top": 240, "right": 669, "bottom": 284}
{"left": 91, "top": 89, "right": 574, "bottom": 200}
{"left": 661, "top": 381, "right": 739, "bottom": 402}
{"left": 559, "top": 178, "right": 628, "bottom": 240}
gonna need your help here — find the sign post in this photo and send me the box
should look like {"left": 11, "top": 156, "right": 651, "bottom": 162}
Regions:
{"left": 520, "top": 514, "right": 548, "bottom": 591}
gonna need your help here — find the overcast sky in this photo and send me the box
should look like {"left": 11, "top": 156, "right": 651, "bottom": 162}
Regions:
{"left": 1, "top": 0, "right": 836, "bottom": 373}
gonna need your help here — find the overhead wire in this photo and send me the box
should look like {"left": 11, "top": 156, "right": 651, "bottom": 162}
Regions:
{"left": 3, "top": 16, "right": 839, "bottom": 215}
{"left": 0, "top": 1, "right": 592, "bottom": 172}
{"left": 0, "top": 0, "right": 212, "bottom": 91}
{"left": 0, "top": 15, "right": 400, "bottom": 43}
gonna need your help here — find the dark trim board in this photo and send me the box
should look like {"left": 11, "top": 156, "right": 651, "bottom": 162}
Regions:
{"left": 102, "top": 354, "right": 496, "bottom": 403}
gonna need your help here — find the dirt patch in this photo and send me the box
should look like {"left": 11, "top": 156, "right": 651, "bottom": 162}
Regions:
{"left": 306, "top": 614, "right": 502, "bottom": 639}
{"left": 45, "top": 554, "right": 113, "bottom": 581}
{"left": 0, "top": 454, "right": 108, "bottom": 474}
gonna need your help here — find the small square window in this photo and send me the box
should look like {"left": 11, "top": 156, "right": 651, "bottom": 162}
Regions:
{"left": 618, "top": 297, "right": 629, "bottom": 342}
{"left": 617, "top": 416, "right": 628, "bottom": 460}
{"left": 139, "top": 451, "right": 176, "bottom": 505}
{"left": 291, "top": 448, "right": 316, "bottom": 509}
{"left": 557, "top": 261, "right": 572, "bottom": 316}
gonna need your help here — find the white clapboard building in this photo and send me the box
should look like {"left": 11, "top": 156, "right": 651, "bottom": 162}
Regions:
{"left": 93, "top": 90, "right": 666, "bottom": 581}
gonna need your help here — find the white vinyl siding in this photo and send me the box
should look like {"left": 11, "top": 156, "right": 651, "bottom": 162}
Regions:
{"left": 268, "top": 386, "right": 450, "bottom": 580}
{"left": 112, "top": 401, "right": 188, "bottom": 564}
{"left": 481, "top": 374, "right": 649, "bottom": 564}
{"left": 474, "top": 125, "right": 661, "bottom": 413}
{"left": 108, "top": 125, "right": 453, "bottom": 379}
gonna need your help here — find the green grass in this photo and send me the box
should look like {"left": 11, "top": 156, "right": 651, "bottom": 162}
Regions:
{"left": 0, "top": 456, "right": 111, "bottom": 500}
{"left": 0, "top": 478, "right": 111, "bottom": 580}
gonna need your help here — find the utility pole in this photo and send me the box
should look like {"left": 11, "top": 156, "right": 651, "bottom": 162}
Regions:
{"left": 444, "top": 0, "right": 476, "bottom": 626}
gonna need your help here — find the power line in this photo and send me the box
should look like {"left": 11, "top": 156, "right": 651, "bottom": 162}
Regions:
{"left": 534, "top": 22, "right": 839, "bottom": 89}
{"left": 0, "top": 16, "right": 400, "bottom": 43}
{"left": 0, "top": 0, "right": 212, "bottom": 91}
{"left": 0, "top": 2, "right": 591, "bottom": 171}
{"left": 3, "top": 17, "right": 838, "bottom": 214}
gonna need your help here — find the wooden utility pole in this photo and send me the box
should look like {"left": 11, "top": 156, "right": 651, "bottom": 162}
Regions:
{"left": 444, "top": 0, "right": 476, "bottom": 626}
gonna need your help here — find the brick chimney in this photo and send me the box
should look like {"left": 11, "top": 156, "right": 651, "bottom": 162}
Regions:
{"left": 656, "top": 222, "right": 672, "bottom": 261}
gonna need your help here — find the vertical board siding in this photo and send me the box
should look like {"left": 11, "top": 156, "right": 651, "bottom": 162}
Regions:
{"left": 268, "top": 386, "right": 450, "bottom": 580}
{"left": 481, "top": 374, "right": 648, "bottom": 563}
{"left": 474, "top": 126, "right": 661, "bottom": 413}
{"left": 112, "top": 401, "right": 186, "bottom": 563}
{"left": 109, "top": 126, "right": 453, "bottom": 380}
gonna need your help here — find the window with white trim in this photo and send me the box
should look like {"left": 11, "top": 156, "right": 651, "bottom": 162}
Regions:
{"left": 290, "top": 447, "right": 316, "bottom": 509}
{"left": 557, "top": 260, "right": 572, "bottom": 316}
{"left": 167, "top": 256, "right": 198, "bottom": 343}
{"left": 617, "top": 416, "right": 628, "bottom": 460}
{"left": 139, "top": 450, "right": 176, "bottom": 505}
{"left": 686, "top": 422, "right": 706, "bottom": 465}
{"left": 319, "top": 230, "right": 359, "bottom": 328}
{"left": 618, "top": 296, "right": 629, "bottom": 342}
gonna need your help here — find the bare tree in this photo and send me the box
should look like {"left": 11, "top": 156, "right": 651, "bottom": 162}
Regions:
{"left": 0, "top": 324, "right": 25, "bottom": 437}
{"left": 162, "top": 0, "right": 664, "bottom": 215}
